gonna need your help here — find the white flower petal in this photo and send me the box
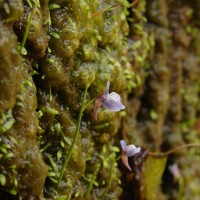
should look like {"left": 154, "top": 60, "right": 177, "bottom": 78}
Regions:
{"left": 102, "top": 92, "right": 125, "bottom": 111}
{"left": 107, "top": 92, "right": 121, "bottom": 102}
{"left": 126, "top": 145, "right": 141, "bottom": 157}
{"left": 168, "top": 164, "right": 180, "bottom": 180}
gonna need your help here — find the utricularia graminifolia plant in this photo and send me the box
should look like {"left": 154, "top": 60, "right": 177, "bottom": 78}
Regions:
{"left": 94, "top": 81, "right": 141, "bottom": 170}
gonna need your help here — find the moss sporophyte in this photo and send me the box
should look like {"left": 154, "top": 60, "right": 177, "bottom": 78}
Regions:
{"left": 94, "top": 81, "right": 125, "bottom": 120}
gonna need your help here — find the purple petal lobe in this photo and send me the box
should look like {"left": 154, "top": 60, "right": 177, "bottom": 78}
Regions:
{"left": 120, "top": 140, "right": 127, "bottom": 152}
{"left": 126, "top": 145, "right": 141, "bottom": 157}
{"left": 102, "top": 92, "right": 125, "bottom": 111}
{"left": 104, "top": 81, "right": 110, "bottom": 96}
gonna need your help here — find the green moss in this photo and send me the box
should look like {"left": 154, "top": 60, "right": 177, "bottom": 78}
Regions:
{"left": 1, "top": 0, "right": 24, "bottom": 23}
{"left": 0, "top": 22, "right": 22, "bottom": 111}
{"left": 1, "top": 0, "right": 200, "bottom": 199}
{"left": 0, "top": 110, "right": 15, "bottom": 135}
{"left": 0, "top": 64, "right": 48, "bottom": 197}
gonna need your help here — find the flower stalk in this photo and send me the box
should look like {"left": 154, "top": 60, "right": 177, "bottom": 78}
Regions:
{"left": 57, "top": 86, "right": 89, "bottom": 187}
{"left": 148, "top": 143, "right": 200, "bottom": 157}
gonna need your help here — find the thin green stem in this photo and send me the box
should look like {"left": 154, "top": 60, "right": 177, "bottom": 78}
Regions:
{"left": 148, "top": 143, "right": 200, "bottom": 157}
{"left": 83, "top": 98, "right": 95, "bottom": 110}
{"left": 101, "top": 159, "right": 115, "bottom": 199}
{"left": 57, "top": 87, "right": 93, "bottom": 188}
{"left": 84, "top": 164, "right": 100, "bottom": 198}
{"left": 20, "top": 12, "right": 33, "bottom": 54}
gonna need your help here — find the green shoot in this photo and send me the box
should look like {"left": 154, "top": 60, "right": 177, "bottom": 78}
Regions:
{"left": 57, "top": 86, "right": 90, "bottom": 187}
{"left": 20, "top": 13, "right": 32, "bottom": 55}
{"left": 50, "top": 32, "right": 60, "bottom": 39}
{"left": 84, "top": 164, "right": 100, "bottom": 198}
{"left": 101, "top": 156, "right": 115, "bottom": 199}
{"left": 49, "top": 4, "right": 61, "bottom": 10}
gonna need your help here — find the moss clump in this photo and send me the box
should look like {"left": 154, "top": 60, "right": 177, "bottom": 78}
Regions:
{"left": 0, "top": 21, "right": 22, "bottom": 111}
{"left": 36, "top": 0, "right": 128, "bottom": 198}
{"left": 0, "top": 0, "right": 129, "bottom": 199}
{"left": 0, "top": 63, "right": 48, "bottom": 197}
{"left": 123, "top": 0, "right": 200, "bottom": 199}
{"left": 1, "top": 0, "right": 200, "bottom": 199}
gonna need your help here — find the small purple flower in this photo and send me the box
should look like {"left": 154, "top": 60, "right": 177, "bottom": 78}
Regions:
{"left": 94, "top": 81, "right": 125, "bottom": 120}
{"left": 168, "top": 164, "right": 180, "bottom": 181}
{"left": 120, "top": 140, "right": 141, "bottom": 171}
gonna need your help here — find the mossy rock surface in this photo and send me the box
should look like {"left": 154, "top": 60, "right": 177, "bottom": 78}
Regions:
{"left": 0, "top": 0, "right": 200, "bottom": 200}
